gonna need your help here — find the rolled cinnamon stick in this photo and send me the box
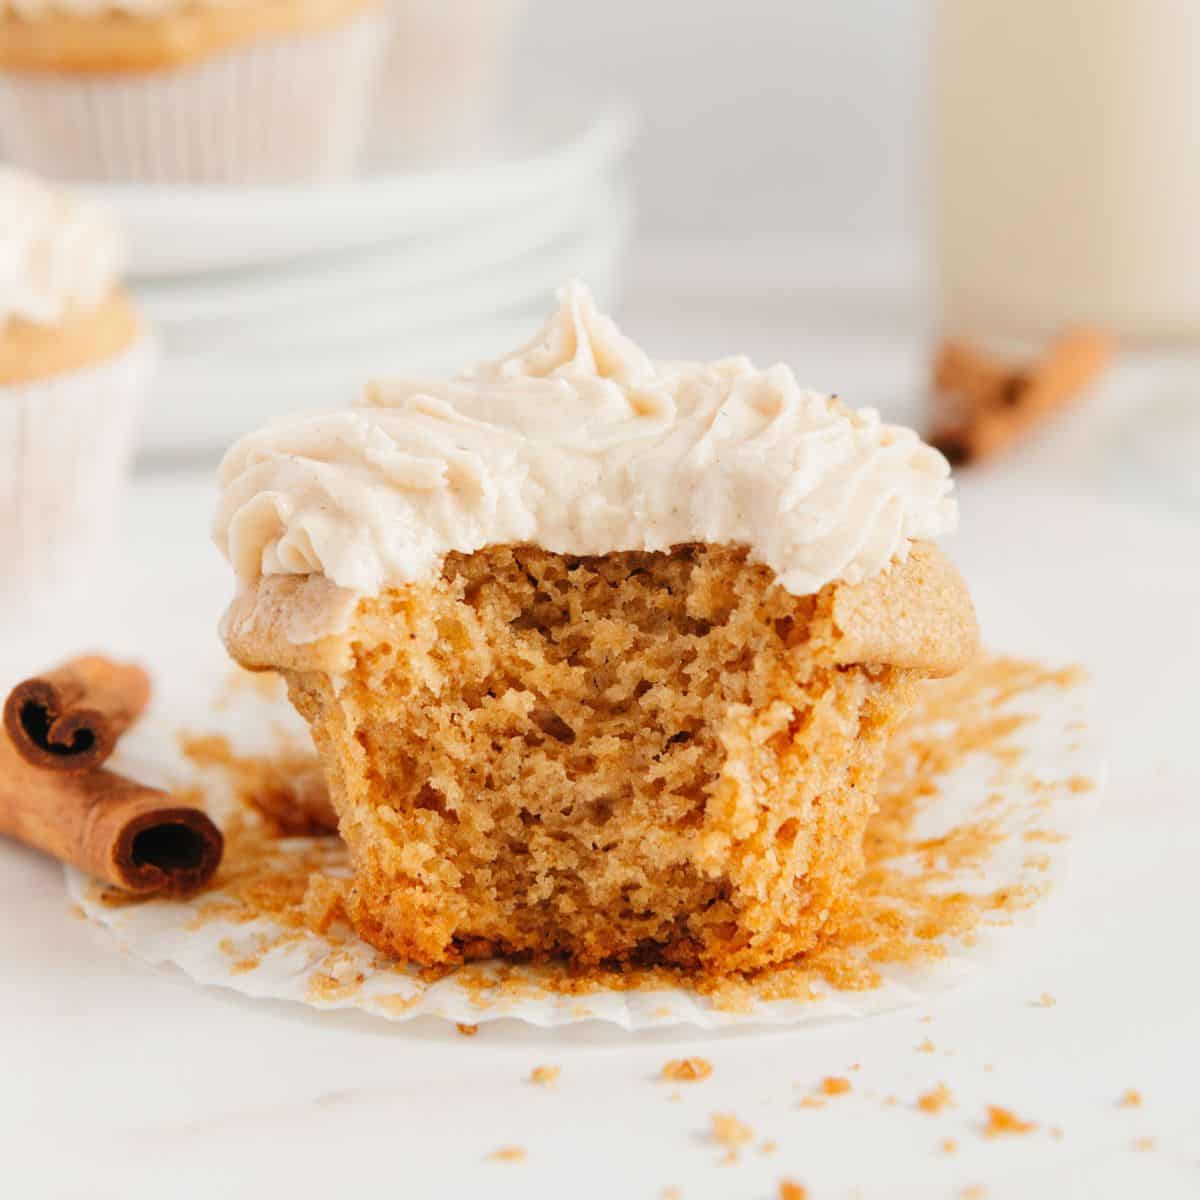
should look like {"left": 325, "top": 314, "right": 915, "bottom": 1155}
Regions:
{"left": 930, "top": 330, "right": 1112, "bottom": 465}
{"left": 0, "top": 732, "right": 223, "bottom": 894}
{"left": 3, "top": 655, "right": 151, "bottom": 772}
{"left": 0, "top": 655, "right": 222, "bottom": 893}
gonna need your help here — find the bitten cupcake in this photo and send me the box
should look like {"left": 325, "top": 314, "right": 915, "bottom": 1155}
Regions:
{"left": 0, "top": 0, "right": 387, "bottom": 183}
{"left": 0, "top": 167, "right": 153, "bottom": 621}
{"left": 215, "top": 284, "right": 978, "bottom": 975}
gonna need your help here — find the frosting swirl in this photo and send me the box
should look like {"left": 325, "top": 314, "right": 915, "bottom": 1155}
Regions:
{"left": 215, "top": 283, "right": 958, "bottom": 603}
{"left": 0, "top": 167, "right": 124, "bottom": 329}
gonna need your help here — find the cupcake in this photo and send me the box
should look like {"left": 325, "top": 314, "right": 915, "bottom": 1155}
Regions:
{"left": 0, "top": 167, "right": 153, "bottom": 622}
{"left": 214, "top": 283, "right": 978, "bottom": 974}
{"left": 0, "top": 0, "right": 388, "bottom": 183}
{"left": 371, "top": 0, "right": 525, "bottom": 165}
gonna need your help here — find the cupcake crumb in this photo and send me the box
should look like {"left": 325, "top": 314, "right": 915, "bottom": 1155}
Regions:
{"left": 663, "top": 1057, "right": 713, "bottom": 1083}
{"left": 941, "top": 1138, "right": 957, "bottom": 1154}
{"left": 1033, "top": 992, "right": 1056, "bottom": 1007}
{"left": 916, "top": 1084, "right": 953, "bottom": 1114}
{"left": 489, "top": 1146, "right": 525, "bottom": 1163}
{"left": 456, "top": 1023, "right": 479, "bottom": 1037}
{"left": 819, "top": 1076, "right": 851, "bottom": 1096}
{"left": 711, "top": 1112, "right": 754, "bottom": 1154}
{"left": 779, "top": 1182, "right": 808, "bottom": 1200}
{"left": 529, "top": 1065, "right": 560, "bottom": 1086}
{"left": 916, "top": 1039, "right": 937, "bottom": 1053}
{"left": 1119, "top": 1088, "right": 1143, "bottom": 1108}
{"left": 1133, "top": 1136, "right": 1155, "bottom": 1152}
{"left": 984, "top": 1105, "right": 1036, "bottom": 1136}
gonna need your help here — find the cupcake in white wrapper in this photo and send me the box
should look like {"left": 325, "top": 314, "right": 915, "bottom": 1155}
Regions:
{"left": 0, "top": 0, "right": 388, "bottom": 183}
{"left": 371, "top": 0, "right": 525, "bottom": 165}
{"left": 0, "top": 168, "right": 153, "bottom": 625}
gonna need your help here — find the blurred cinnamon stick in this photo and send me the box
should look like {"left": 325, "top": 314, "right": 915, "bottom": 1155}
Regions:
{"left": 930, "top": 330, "right": 1112, "bottom": 465}
{"left": 0, "top": 656, "right": 222, "bottom": 894}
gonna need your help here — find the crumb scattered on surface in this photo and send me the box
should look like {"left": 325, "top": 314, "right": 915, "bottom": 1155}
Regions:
{"left": 760, "top": 1140, "right": 778, "bottom": 1155}
{"left": 711, "top": 1113, "right": 754, "bottom": 1152}
{"left": 661, "top": 1189, "right": 682, "bottom": 1200}
{"left": 1133, "top": 1136, "right": 1155, "bottom": 1152}
{"left": 179, "top": 731, "right": 334, "bottom": 836}
{"left": 917, "top": 1084, "right": 953, "bottom": 1114}
{"left": 456, "top": 1023, "right": 478, "bottom": 1037}
{"left": 529, "top": 1065, "right": 560, "bottom": 1086}
{"left": 1034, "top": 992, "right": 1056, "bottom": 1007}
{"left": 941, "top": 1138, "right": 957, "bottom": 1153}
{"left": 798, "top": 1096, "right": 825, "bottom": 1110}
{"left": 1066, "top": 775, "right": 1093, "bottom": 793}
{"left": 984, "top": 1105, "right": 1036, "bottom": 1137}
{"left": 961, "top": 1188, "right": 987, "bottom": 1200}
{"left": 1119, "top": 1088, "right": 1143, "bottom": 1108}
{"left": 819, "top": 1076, "right": 851, "bottom": 1096}
{"left": 489, "top": 1146, "right": 525, "bottom": 1163}
{"left": 917, "top": 1039, "right": 937, "bottom": 1053}
{"left": 663, "top": 1057, "right": 713, "bottom": 1083}
{"left": 779, "top": 1182, "right": 808, "bottom": 1200}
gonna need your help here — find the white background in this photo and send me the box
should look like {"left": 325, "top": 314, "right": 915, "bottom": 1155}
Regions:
{"left": 512, "top": 0, "right": 925, "bottom": 246}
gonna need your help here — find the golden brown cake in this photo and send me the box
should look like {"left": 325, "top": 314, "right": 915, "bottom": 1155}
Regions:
{"left": 215, "top": 284, "right": 978, "bottom": 974}
{"left": 0, "top": 0, "right": 382, "bottom": 72}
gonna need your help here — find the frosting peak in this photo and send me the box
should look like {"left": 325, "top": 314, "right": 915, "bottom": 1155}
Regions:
{"left": 0, "top": 167, "right": 123, "bottom": 329}
{"left": 215, "top": 283, "right": 958, "bottom": 608}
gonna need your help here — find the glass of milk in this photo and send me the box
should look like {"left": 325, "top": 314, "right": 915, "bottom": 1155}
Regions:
{"left": 932, "top": 0, "right": 1200, "bottom": 340}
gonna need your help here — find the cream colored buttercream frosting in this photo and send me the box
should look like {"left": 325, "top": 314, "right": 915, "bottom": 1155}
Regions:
{"left": 0, "top": 167, "right": 123, "bottom": 330}
{"left": 215, "top": 283, "right": 958, "bottom": 612}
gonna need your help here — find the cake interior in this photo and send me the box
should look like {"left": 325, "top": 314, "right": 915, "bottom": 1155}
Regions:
{"left": 285, "top": 543, "right": 917, "bottom": 972}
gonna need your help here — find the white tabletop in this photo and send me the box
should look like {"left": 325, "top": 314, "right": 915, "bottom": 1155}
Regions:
{"left": 3, "top": 276, "right": 1199, "bottom": 1200}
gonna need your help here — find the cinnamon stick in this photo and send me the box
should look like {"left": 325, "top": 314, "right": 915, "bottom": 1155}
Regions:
{"left": 0, "top": 656, "right": 223, "bottom": 894}
{"left": 929, "top": 330, "right": 1111, "bottom": 465}
{"left": 3, "top": 655, "right": 151, "bottom": 772}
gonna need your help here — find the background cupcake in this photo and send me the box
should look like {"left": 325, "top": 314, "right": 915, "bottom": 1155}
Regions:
{"left": 0, "top": 167, "right": 153, "bottom": 623}
{"left": 0, "top": 0, "right": 388, "bottom": 183}
{"left": 371, "top": 0, "right": 526, "bottom": 165}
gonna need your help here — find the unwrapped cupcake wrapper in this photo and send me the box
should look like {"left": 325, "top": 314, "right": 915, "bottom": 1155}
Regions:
{"left": 0, "top": 8, "right": 387, "bottom": 183}
{"left": 0, "top": 338, "right": 154, "bottom": 625}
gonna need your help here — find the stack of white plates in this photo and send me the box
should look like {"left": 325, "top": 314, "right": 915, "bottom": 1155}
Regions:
{"left": 94, "top": 105, "right": 636, "bottom": 458}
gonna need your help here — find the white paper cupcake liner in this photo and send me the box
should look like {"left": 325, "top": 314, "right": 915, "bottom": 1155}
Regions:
{"left": 0, "top": 337, "right": 154, "bottom": 626}
{"left": 371, "top": 0, "right": 525, "bottom": 165}
{"left": 0, "top": 7, "right": 387, "bottom": 183}
{"left": 69, "top": 656, "right": 1104, "bottom": 1031}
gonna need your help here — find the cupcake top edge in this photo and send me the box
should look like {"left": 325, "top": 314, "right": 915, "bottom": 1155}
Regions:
{"left": 0, "top": 166, "right": 124, "bottom": 331}
{"left": 213, "top": 281, "right": 959, "bottom": 605}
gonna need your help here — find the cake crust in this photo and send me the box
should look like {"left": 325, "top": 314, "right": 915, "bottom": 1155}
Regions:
{"left": 0, "top": 289, "right": 141, "bottom": 385}
{"left": 0, "top": 0, "right": 381, "bottom": 73}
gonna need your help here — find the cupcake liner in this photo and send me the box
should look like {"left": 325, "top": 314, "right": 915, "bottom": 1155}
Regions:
{"left": 69, "top": 654, "right": 1103, "bottom": 1030}
{"left": 0, "top": 7, "right": 387, "bottom": 183}
{"left": 0, "top": 337, "right": 154, "bottom": 627}
{"left": 371, "top": 0, "right": 525, "bottom": 165}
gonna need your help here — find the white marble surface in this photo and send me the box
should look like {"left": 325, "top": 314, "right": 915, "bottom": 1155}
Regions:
{"left": 3, "top": 282, "right": 1200, "bottom": 1199}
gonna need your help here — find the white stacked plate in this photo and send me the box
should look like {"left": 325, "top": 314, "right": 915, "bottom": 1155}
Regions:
{"left": 91, "top": 105, "right": 636, "bottom": 458}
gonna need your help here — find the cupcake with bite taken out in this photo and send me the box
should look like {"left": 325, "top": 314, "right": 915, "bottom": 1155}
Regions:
{"left": 214, "top": 283, "right": 978, "bottom": 975}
